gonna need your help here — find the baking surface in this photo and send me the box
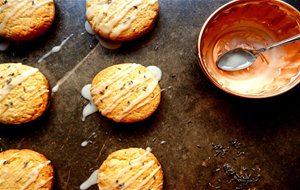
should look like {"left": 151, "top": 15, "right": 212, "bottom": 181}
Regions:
{"left": 0, "top": 0, "right": 300, "bottom": 189}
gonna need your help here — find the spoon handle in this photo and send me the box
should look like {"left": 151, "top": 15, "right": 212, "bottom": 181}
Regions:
{"left": 264, "top": 33, "right": 300, "bottom": 52}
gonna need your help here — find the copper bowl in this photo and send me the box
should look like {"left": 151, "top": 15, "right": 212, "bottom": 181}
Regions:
{"left": 197, "top": 0, "right": 300, "bottom": 98}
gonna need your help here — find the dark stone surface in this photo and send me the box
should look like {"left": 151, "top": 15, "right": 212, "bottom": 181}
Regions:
{"left": 0, "top": 0, "right": 300, "bottom": 189}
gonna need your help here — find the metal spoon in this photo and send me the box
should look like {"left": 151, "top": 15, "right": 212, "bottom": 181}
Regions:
{"left": 217, "top": 33, "right": 300, "bottom": 71}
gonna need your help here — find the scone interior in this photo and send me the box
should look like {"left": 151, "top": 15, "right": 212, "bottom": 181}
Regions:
{"left": 0, "top": 63, "right": 50, "bottom": 124}
{"left": 0, "top": 0, "right": 55, "bottom": 41}
{"left": 0, "top": 149, "right": 54, "bottom": 190}
{"left": 98, "top": 148, "right": 163, "bottom": 190}
{"left": 91, "top": 63, "right": 161, "bottom": 123}
{"left": 86, "top": 0, "right": 159, "bottom": 41}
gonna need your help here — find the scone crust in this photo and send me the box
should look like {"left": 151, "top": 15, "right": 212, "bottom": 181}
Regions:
{"left": 0, "top": 63, "right": 50, "bottom": 125}
{"left": 0, "top": 0, "right": 55, "bottom": 41}
{"left": 91, "top": 63, "right": 161, "bottom": 123}
{"left": 0, "top": 149, "right": 54, "bottom": 190}
{"left": 98, "top": 148, "right": 163, "bottom": 190}
{"left": 86, "top": 0, "right": 159, "bottom": 41}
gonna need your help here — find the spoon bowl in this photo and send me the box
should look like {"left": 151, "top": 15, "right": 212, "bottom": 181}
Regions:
{"left": 217, "top": 34, "right": 300, "bottom": 71}
{"left": 217, "top": 48, "right": 257, "bottom": 71}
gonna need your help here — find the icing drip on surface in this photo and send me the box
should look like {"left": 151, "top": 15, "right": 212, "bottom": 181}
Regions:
{"left": 81, "top": 84, "right": 98, "bottom": 121}
{"left": 81, "top": 132, "right": 97, "bottom": 147}
{"left": 84, "top": 20, "right": 122, "bottom": 49}
{"left": 96, "top": 35, "right": 122, "bottom": 50}
{"left": 147, "top": 66, "right": 162, "bottom": 81}
{"left": 80, "top": 169, "right": 99, "bottom": 190}
{"left": 38, "top": 34, "right": 74, "bottom": 63}
{"left": 51, "top": 84, "right": 59, "bottom": 93}
{"left": 85, "top": 21, "right": 96, "bottom": 35}
{"left": 0, "top": 66, "right": 39, "bottom": 102}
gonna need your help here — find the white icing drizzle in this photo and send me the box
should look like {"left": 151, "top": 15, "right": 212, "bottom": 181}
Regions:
{"left": 0, "top": 1, "right": 27, "bottom": 32}
{"left": 0, "top": 66, "right": 39, "bottom": 102}
{"left": 90, "top": 64, "right": 160, "bottom": 122}
{"left": 0, "top": 38, "right": 10, "bottom": 51}
{"left": 91, "top": 64, "right": 140, "bottom": 94}
{"left": 117, "top": 90, "right": 161, "bottom": 120}
{"left": 96, "top": 72, "right": 149, "bottom": 102}
{"left": 86, "top": 0, "right": 157, "bottom": 46}
{"left": 100, "top": 0, "right": 143, "bottom": 36}
{"left": 20, "top": 160, "right": 51, "bottom": 190}
{"left": 0, "top": 0, "right": 53, "bottom": 32}
{"left": 147, "top": 66, "right": 162, "bottom": 81}
{"left": 114, "top": 80, "right": 158, "bottom": 121}
{"left": 100, "top": 147, "right": 160, "bottom": 190}
{"left": 33, "top": 176, "right": 53, "bottom": 190}
{"left": 99, "top": 148, "right": 152, "bottom": 186}
{"left": 111, "top": 14, "right": 137, "bottom": 37}
{"left": 100, "top": 74, "right": 154, "bottom": 116}
{"left": 80, "top": 169, "right": 99, "bottom": 190}
{"left": 85, "top": 21, "right": 96, "bottom": 35}
{"left": 38, "top": 34, "right": 74, "bottom": 63}
{"left": 81, "top": 84, "right": 98, "bottom": 121}
{"left": 120, "top": 160, "right": 155, "bottom": 189}
{"left": 152, "top": 183, "right": 163, "bottom": 189}
{"left": 0, "top": 152, "right": 19, "bottom": 165}
{"left": 135, "top": 166, "right": 161, "bottom": 190}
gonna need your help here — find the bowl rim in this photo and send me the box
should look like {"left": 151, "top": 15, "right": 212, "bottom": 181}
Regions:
{"left": 197, "top": 0, "right": 300, "bottom": 98}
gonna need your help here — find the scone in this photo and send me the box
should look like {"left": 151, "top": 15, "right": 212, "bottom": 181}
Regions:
{"left": 0, "top": 0, "right": 55, "bottom": 41}
{"left": 91, "top": 63, "right": 161, "bottom": 123}
{"left": 0, "top": 149, "right": 54, "bottom": 190}
{"left": 98, "top": 148, "right": 163, "bottom": 190}
{"left": 0, "top": 63, "right": 50, "bottom": 124}
{"left": 86, "top": 0, "right": 159, "bottom": 41}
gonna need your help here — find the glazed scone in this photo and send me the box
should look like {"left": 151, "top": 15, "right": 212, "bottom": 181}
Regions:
{"left": 86, "top": 0, "right": 159, "bottom": 41}
{"left": 0, "top": 149, "right": 54, "bottom": 190}
{"left": 98, "top": 148, "right": 163, "bottom": 190}
{"left": 91, "top": 63, "right": 161, "bottom": 123}
{"left": 0, "top": 63, "right": 50, "bottom": 124}
{"left": 0, "top": 0, "right": 55, "bottom": 41}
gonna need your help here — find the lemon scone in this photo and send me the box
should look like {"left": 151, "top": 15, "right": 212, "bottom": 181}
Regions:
{"left": 0, "top": 149, "right": 54, "bottom": 190}
{"left": 0, "top": 0, "right": 55, "bottom": 41}
{"left": 0, "top": 63, "right": 50, "bottom": 124}
{"left": 98, "top": 148, "right": 163, "bottom": 190}
{"left": 86, "top": 0, "right": 159, "bottom": 41}
{"left": 91, "top": 63, "right": 161, "bottom": 123}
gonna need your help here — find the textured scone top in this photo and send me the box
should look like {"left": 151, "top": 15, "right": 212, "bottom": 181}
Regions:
{"left": 91, "top": 63, "right": 161, "bottom": 123}
{"left": 86, "top": 0, "right": 159, "bottom": 41}
{"left": 0, "top": 0, "right": 55, "bottom": 41}
{"left": 0, "top": 63, "right": 50, "bottom": 124}
{"left": 0, "top": 149, "right": 54, "bottom": 190}
{"left": 98, "top": 148, "right": 163, "bottom": 190}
